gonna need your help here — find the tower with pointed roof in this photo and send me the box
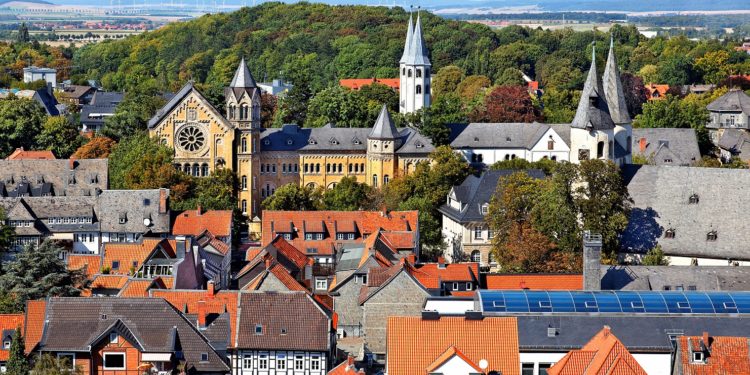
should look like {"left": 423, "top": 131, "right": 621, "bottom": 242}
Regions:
{"left": 226, "top": 58, "right": 262, "bottom": 217}
{"left": 603, "top": 36, "right": 633, "bottom": 164}
{"left": 399, "top": 12, "right": 431, "bottom": 114}
{"left": 569, "top": 43, "right": 617, "bottom": 164}
{"left": 367, "top": 105, "right": 402, "bottom": 188}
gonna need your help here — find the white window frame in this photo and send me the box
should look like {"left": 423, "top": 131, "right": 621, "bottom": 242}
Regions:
{"left": 294, "top": 355, "right": 304, "bottom": 370}
{"left": 474, "top": 226, "right": 482, "bottom": 239}
{"left": 277, "top": 354, "right": 286, "bottom": 370}
{"left": 311, "top": 355, "right": 320, "bottom": 370}
{"left": 315, "top": 279, "right": 328, "bottom": 290}
{"left": 466, "top": 282, "right": 473, "bottom": 290}
{"left": 102, "top": 352, "right": 126, "bottom": 370}
{"left": 242, "top": 355, "right": 252, "bottom": 369}
{"left": 258, "top": 355, "right": 268, "bottom": 370}
{"left": 3, "top": 341, "right": 10, "bottom": 349}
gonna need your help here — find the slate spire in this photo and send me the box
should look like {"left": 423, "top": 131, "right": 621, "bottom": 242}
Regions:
{"left": 230, "top": 57, "right": 257, "bottom": 88}
{"left": 404, "top": 13, "right": 431, "bottom": 66}
{"left": 369, "top": 104, "right": 398, "bottom": 140}
{"left": 603, "top": 35, "right": 631, "bottom": 125}
{"left": 571, "top": 43, "right": 614, "bottom": 130}
{"left": 399, "top": 14, "right": 414, "bottom": 64}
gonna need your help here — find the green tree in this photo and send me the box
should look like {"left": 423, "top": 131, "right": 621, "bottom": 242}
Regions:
{"left": 656, "top": 55, "right": 697, "bottom": 86}
{"left": 695, "top": 50, "right": 731, "bottom": 85}
{"left": 641, "top": 244, "right": 669, "bottom": 266}
{"left": 541, "top": 88, "right": 578, "bottom": 123}
{"left": 322, "top": 176, "right": 372, "bottom": 211}
{"left": 174, "top": 168, "right": 237, "bottom": 211}
{"left": 432, "top": 65, "right": 464, "bottom": 97}
{"left": 261, "top": 183, "right": 322, "bottom": 211}
{"left": 0, "top": 97, "right": 46, "bottom": 157}
{"left": 101, "top": 88, "right": 166, "bottom": 141}
{"left": 0, "top": 209, "right": 15, "bottom": 275}
{"left": 34, "top": 116, "right": 85, "bottom": 159}
{"left": 305, "top": 85, "right": 367, "bottom": 128}
{"left": 6, "top": 327, "right": 28, "bottom": 375}
{"left": 531, "top": 162, "right": 581, "bottom": 256}
{"left": 0, "top": 240, "right": 85, "bottom": 305}
{"left": 31, "top": 354, "right": 81, "bottom": 375}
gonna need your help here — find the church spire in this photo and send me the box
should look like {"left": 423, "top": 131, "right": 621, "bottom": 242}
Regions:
{"left": 369, "top": 104, "right": 398, "bottom": 140}
{"left": 404, "top": 13, "right": 430, "bottom": 66}
{"left": 571, "top": 43, "right": 614, "bottom": 130}
{"left": 230, "top": 57, "right": 257, "bottom": 88}
{"left": 399, "top": 14, "right": 414, "bottom": 64}
{"left": 603, "top": 35, "right": 631, "bottom": 125}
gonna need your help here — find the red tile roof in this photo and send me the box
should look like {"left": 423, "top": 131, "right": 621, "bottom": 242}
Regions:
{"left": 242, "top": 262, "right": 308, "bottom": 293}
{"left": 646, "top": 83, "right": 670, "bottom": 100}
{"left": 66, "top": 254, "right": 102, "bottom": 279}
{"left": 0, "top": 314, "right": 24, "bottom": 361}
{"left": 102, "top": 239, "right": 174, "bottom": 275}
{"left": 262, "top": 210, "right": 418, "bottom": 256}
{"left": 23, "top": 300, "right": 46, "bottom": 355}
{"left": 151, "top": 289, "right": 239, "bottom": 347}
{"left": 386, "top": 316, "right": 520, "bottom": 375}
{"left": 5, "top": 148, "right": 55, "bottom": 160}
{"left": 328, "top": 356, "right": 365, "bottom": 375}
{"left": 268, "top": 235, "right": 310, "bottom": 270}
{"left": 486, "top": 274, "right": 583, "bottom": 290}
{"left": 339, "top": 78, "right": 400, "bottom": 91}
{"left": 548, "top": 326, "right": 647, "bottom": 375}
{"left": 89, "top": 274, "right": 129, "bottom": 290}
{"left": 117, "top": 279, "right": 157, "bottom": 297}
{"left": 172, "top": 209, "right": 233, "bottom": 238}
{"left": 677, "top": 334, "right": 750, "bottom": 375}
{"left": 425, "top": 346, "right": 484, "bottom": 374}
{"left": 415, "top": 263, "right": 479, "bottom": 282}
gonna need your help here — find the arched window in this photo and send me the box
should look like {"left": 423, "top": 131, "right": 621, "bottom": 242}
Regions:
{"left": 326, "top": 163, "right": 331, "bottom": 173}
{"left": 271, "top": 164, "right": 276, "bottom": 173}
{"left": 338, "top": 163, "right": 343, "bottom": 173}
{"left": 384, "top": 175, "right": 389, "bottom": 185}
{"left": 260, "top": 164, "right": 265, "bottom": 173}
{"left": 354, "top": 164, "right": 359, "bottom": 173}
{"left": 201, "top": 163, "right": 209, "bottom": 177}
{"left": 192, "top": 164, "right": 200, "bottom": 177}
{"left": 241, "top": 200, "right": 247, "bottom": 214}
{"left": 489, "top": 252, "right": 497, "bottom": 264}
{"left": 597, "top": 141, "right": 605, "bottom": 159}
{"left": 229, "top": 105, "right": 236, "bottom": 119}
{"left": 241, "top": 175, "right": 247, "bottom": 190}
{"left": 304, "top": 163, "right": 309, "bottom": 173}
{"left": 551, "top": 155, "right": 558, "bottom": 161}
{"left": 511, "top": 154, "right": 517, "bottom": 160}
{"left": 361, "top": 163, "right": 365, "bottom": 172}
{"left": 241, "top": 138, "right": 247, "bottom": 153}
{"left": 316, "top": 164, "right": 320, "bottom": 173}
{"left": 348, "top": 164, "right": 353, "bottom": 173}
{"left": 240, "top": 105, "right": 249, "bottom": 120}
{"left": 372, "top": 174, "right": 378, "bottom": 188}
{"left": 416, "top": 85, "right": 422, "bottom": 94}
{"left": 407, "top": 69, "right": 412, "bottom": 78}
{"left": 402, "top": 68, "right": 405, "bottom": 75}
{"left": 504, "top": 155, "right": 510, "bottom": 161}
{"left": 183, "top": 164, "right": 190, "bottom": 174}
{"left": 470, "top": 250, "right": 481, "bottom": 263}
{"left": 416, "top": 69, "right": 422, "bottom": 78}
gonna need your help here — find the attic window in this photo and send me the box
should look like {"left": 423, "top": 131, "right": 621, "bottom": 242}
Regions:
{"left": 118, "top": 214, "right": 127, "bottom": 224}
{"left": 109, "top": 332, "right": 118, "bottom": 344}
{"left": 474, "top": 137, "right": 479, "bottom": 142}
{"left": 308, "top": 138, "right": 317, "bottom": 145}
{"left": 3, "top": 340, "right": 9, "bottom": 349}
{"left": 547, "top": 327, "right": 558, "bottom": 337}
{"left": 254, "top": 324, "right": 263, "bottom": 335}
{"left": 200, "top": 353, "right": 209, "bottom": 362}
{"left": 280, "top": 328, "right": 287, "bottom": 335}
{"left": 665, "top": 229, "right": 675, "bottom": 239}
{"left": 689, "top": 194, "right": 699, "bottom": 204}
{"left": 143, "top": 199, "right": 150, "bottom": 206}
{"left": 506, "top": 137, "right": 511, "bottom": 142}
{"left": 415, "top": 141, "right": 424, "bottom": 148}
{"left": 692, "top": 351, "right": 705, "bottom": 363}
{"left": 707, "top": 231, "right": 717, "bottom": 241}
{"left": 100, "top": 314, "right": 107, "bottom": 320}
{"left": 329, "top": 137, "right": 338, "bottom": 145}
{"left": 352, "top": 138, "right": 361, "bottom": 145}
{"left": 112, "top": 261, "right": 120, "bottom": 270}
{"left": 481, "top": 204, "right": 489, "bottom": 215}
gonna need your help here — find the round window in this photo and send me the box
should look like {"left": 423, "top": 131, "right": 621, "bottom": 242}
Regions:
{"left": 177, "top": 124, "right": 206, "bottom": 153}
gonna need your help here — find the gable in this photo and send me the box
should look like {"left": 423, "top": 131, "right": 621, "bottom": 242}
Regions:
{"left": 149, "top": 88, "right": 233, "bottom": 136}
{"left": 365, "top": 269, "right": 429, "bottom": 304}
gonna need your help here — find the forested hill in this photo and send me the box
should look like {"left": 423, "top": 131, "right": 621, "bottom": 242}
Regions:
{"left": 72, "top": 2, "right": 496, "bottom": 95}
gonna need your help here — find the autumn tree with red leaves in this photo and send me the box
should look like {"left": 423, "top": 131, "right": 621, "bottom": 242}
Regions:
{"left": 469, "top": 85, "right": 540, "bottom": 123}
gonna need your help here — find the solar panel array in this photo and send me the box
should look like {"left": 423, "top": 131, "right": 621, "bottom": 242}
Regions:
{"left": 478, "top": 290, "right": 750, "bottom": 315}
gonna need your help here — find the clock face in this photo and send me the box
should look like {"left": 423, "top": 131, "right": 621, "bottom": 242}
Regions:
{"left": 176, "top": 124, "right": 207, "bottom": 153}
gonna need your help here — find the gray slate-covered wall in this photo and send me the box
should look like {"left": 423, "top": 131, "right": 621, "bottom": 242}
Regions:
{"left": 332, "top": 271, "right": 363, "bottom": 337}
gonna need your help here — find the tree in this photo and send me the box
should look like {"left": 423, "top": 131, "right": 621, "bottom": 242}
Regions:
{"left": 31, "top": 354, "right": 81, "bottom": 375}
{"left": 0, "top": 240, "right": 85, "bottom": 305}
{"left": 322, "top": 176, "right": 372, "bottom": 211}
{"left": 260, "top": 93, "right": 277, "bottom": 129}
{"left": 101, "top": 88, "right": 165, "bottom": 141}
{"left": 456, "top": 75, "right": 491, "bottom": 103}
{"left": 637, "top": 64, "right": 659, "bottom": 84}
{"left": 634, "top": 94, "right": 712, "bottom": 154}
{"left": 16, "top": 23, "right": 29, "bottom": 44}
{"left": 641, "top": 244, "right": 669, "bottom": 266}
{"left": 0, "top": 209, "right": 15, "bottom": 275}
{"left": 173, "top": 169, "right": 238, "bottom": 211}
{"left": 470, "top": 85, "right": 540, "bottom": 123}
{"left": 34, "top": 116, "right": 85, "bottom": 159}
{"left": 261, "top": 183, "right": 321, "bottom": 211}
{"left": 695, "top": 50, "right": 731, "bottom": 85}
{"left": 71, "top": 136, "right": 116, "bottom": 159}
{"left": 541, "top": 88, "right": 578, "bottom": 123}
{"left": 657, "top": 55, "right": 697, "bottom": 86}
{"left": 432, "top": 65, "right": 464, "bottom": 97}
{"left": 6, "top": 327, "right": 28, "bottom": 375}
{"left": 531, "top": 162, "right": 581, "bottom": 256}
{"left": 0, "top": 97, "right": 46, "bottom": 157}
{"left": 620, "top": 73, "right": 649, "bottom": 118}
{"left": 305, "top": 85, "right": 367, "bottom": 128}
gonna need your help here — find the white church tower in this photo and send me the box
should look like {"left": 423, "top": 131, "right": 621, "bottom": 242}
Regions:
{"left": 399, "top": 13, "right": 431, "bottom": 114}
{"left": 569, "top": 44, "right": 617, "bottom": 164}
{"left": 603, "top": 35, "right": 633, "bottom": 165}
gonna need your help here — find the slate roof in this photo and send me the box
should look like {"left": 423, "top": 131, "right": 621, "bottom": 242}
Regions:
{"left": 599, "top": 265, "right": 750, "bottom": 291}
{"left": 403, "top": 14, "right": 430, "bottom": 66}
{"left": 59, "top": 85, "right": 95, "bottom": 101}
{"left": 602, "top": 38, "right": 631, "bottom": 125}
{"left": 439, "top": 169, "right": 546, "bottom": 223}
{"left": 621, "top": 165, "right": 750, "bottom": 260}
{"left": 97, "top": 189, "right": 170, "bottom": 234}
{"left": 448, "top": 123, "right": 560, "bottom": 149}
{"left": 39, "top": 297, "right": 229, "bottom": 373}
{"left": 235, "top": 291, "right": 330, "bottom": 351}
{"left": 369, "top": 105, "right": 398, "bottom": 140}
{"left": 89, "top": 91, "right": 124, "bottom": 106}
{"left": 486, "top": 274, "right": 583, "bottom": 290}
{"left": 226, "top": 58, "right": 260, "bottom": 103}
{"left": 572, "top": 46, "right": 615, "bottom": 131}
{"left": 717, "top": 129, "right": 750, "bottom": 161}
{"left": 398, "top": 14, "right": 414, "bottom": 64}
{"left": 707, "top": 89, "right": 750, "bottom": 114}
{"left": 548, "top": 326, "right": 647, "bottom": 375}
{"left": 632, "top": 128, "right": 701, "bottom": 166}
{"left": 148, "top": 83, "right": 232, "bottom": 131}
{"left": 0, "top": 158, "right": 107, "bottom": 197}
{"left": 386, "top": 316, "right": 519, "bottom": 375}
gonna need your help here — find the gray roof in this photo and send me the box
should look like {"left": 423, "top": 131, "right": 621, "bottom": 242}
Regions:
{"left": 439, "top": 169, "right": 546, "bottom": 223}
{"left": 40, "top": 297, "right": 229, "bottom": 373}
{"left": 403, "top": 14, "right": 430, "bottom": 66}
{"left": 632, "top": 128, "right": 701, "bottom": 166}
{"left": 0, "top": 159, "right": 107, "bottom": 197}
{"left": 97, "top": 189, "right": 170, "bottom": 234}
{"left": 230, "top": 58, "right": 257, "bottom": 88}
{"left": 399, "top": 15, "right": 414, "bottom": 64}
{"left": 717, "top": 129, "right": 750, "bottom": 161}
{"left": 516, "top": 314, "right": 749, "bottom": 353}
{"left": 80, "top": 104, "right": 116, "bottom": 128}
{"left": 571, "top": 47, "right": 615, "bottom": 131}
{"left": 621, "top": 165, "right": 750, "bottom": 261}
{"left": 449, "top": 122, "right": 566, "bottom": 149}
{"left": 602, "top": 38, "right": 631, "bottom": 125}
{"left": 369, "top": 105, "right": 399, "bottom": 140}
{"left": 707, "top": 89, "right": 750, "bottom": 114}
{"left": 89, "top": 91, "right": 123, "bottom": 107}
{"left": 600, "top": 265, "right": 750, "bottom": 291}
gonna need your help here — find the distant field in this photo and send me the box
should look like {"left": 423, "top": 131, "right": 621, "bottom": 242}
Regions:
{"left": 28, "top": 29, "right": 143, "bottom": 36}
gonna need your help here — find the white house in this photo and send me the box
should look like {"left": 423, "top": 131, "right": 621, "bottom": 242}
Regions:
{"left": 23, "top": 66, "right": 57, "bottom": 88}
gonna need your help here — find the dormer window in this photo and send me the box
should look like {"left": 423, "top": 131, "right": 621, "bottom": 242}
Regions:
{"left": 506, "top": 137, "right": 511, "bottom": 142}
{"left": 689, "top": 194, "right": 699, "bottom": 204}
{"left": 109, "top": 332, "right": 118, "bottom": 343}
{"left": 665, "top": 229, "right": 675, "bottom": 239}
{"left": 255, "top": 324, "right": 263, "bottom": 335}
{"left": 352, "top": 137, "right": 361, "bottom": 145}
{"left": 308, "top": 138, "right": 317, "bottom": 145}
{"left": 707, "top": 231, "right": 717, "bottom": 241}
{"left": 481, "top": 204, "right": 489, "bottom": 215}
{"left": 118, "top": 213, "right": 127, "bottom": 224}
{"left": 415, "top": 141, "right": 424, "bottom": 148}
{"left": 692, "top": 351, "right": 705, "bottom": 363}
{"left": 3, "top": 340, "right": 10, "bottom": 349}
{"left": 329, "top": 137, "right": 338, "bottom": 145}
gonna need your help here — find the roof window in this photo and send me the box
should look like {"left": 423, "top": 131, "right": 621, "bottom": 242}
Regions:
{"left": 689, "top": 194, "right": 699, "bottom": 204}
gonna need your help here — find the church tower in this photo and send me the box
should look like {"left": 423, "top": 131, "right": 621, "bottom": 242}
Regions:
{"left": 569, "top": 44, "right": 616, "bottom": 164}
{"left": 603, "top": 35, "right": 633, "bottom": 165}
{"left": 399, "top": 13, "right": 431, "bottom": 114}
{"left": 225, "top": 58, "right": 261, "bottom": 217}
{"left": 367, "top": 105, "right": 401, "bottom": 188}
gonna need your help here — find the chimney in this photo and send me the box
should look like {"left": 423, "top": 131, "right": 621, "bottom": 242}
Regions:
{"left": 206, "top": 280, "right": 215, "bottom": 297}
{"left": 702, "top": 331, "right": 710, "bottom": 348}
{"left": 265, "top": 257, "right": 272, "bottom": 270}
{"left": 408, "top": 254, "right": 417, "bottom": 265}
{"left": 582, "top": 231, "right": 603, "bottom": 291}
{"left": 196, "top": 205, "right": 202, "bottom": 215}
{"left": 639, "top": 137, "right": 647, "bottom": 152}
{"left": 159, "top": 188, "right": 168, "bottom": 214}
{"left": 197, "top": 300, "right": 207, "bottom": 329}
{"left": 69, "top": 157, "right": 77, "bottom": 170}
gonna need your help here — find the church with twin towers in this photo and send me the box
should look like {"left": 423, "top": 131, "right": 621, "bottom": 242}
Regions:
{"left": 147, "top": 11, "right": 631, "bottom": 219}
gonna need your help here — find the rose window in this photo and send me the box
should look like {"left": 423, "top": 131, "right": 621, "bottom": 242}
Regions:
{"left": 177, "top": 125, "right": 206, "bottom": 152}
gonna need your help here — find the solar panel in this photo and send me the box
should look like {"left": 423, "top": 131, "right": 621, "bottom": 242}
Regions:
{"left": 478, "top": 290, "right": 750, "bottom": 315}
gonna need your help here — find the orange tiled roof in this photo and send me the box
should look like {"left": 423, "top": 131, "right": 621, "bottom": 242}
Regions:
{"left": 151, "top": 289, "right": 239, "bottom": 347}
{"left": 157, "top": 276, "right": 175, "bottom": 289}
{"left": 415, "top": 263, "right": 479, "bottom": 282}
{"left": 378, "top": 231, "right": 416, "bottom": 250}
{"left": 66, "top": 254, "right": 102, "bottom": 279}
{"left": 339, "top": 78, "right": 400, "bottom": 91}
{"left": 172, "top": 209, "right": 233, "bottom": 238}
{"left": 262, "top": 210, "right": 418, "bottom": 256}
{"left": 386, "top": 316, "right": 520, "bottom": 375}
{"left": 117, "top": 279, "right": 157, "bottom": 297}
{"left": 245, "top": 248, "right": 262, "bottom": 261}
{"left": 23, "top": 300, "right": 46, "bottom": 355}
{"left": 5, "top": 147, "right": 55, "bottom": 160}
{"left": 646, "top": 83, "right": 670, "bottom": 100}
{"left": 677, "top": 334, "right": 750, "bottom": 375}
{"left": 269, "top": 236, "right": 310, "bottom": 270}
{"left": 328, "top": 356, "right": 365, "bottom": 375}
{"left": 243, "top": 262, "right": 308, "bottom": 293}
{"left": 548, "top": 326, "right": 647, "bottom": 375}
{"left": 0, "top": 314, "right": 24, "bottom": 361}
{"left": 486, "top": 274, "right": 583, "bottom": 290}
{"left": 102, "top": 238, "right": 173, "bottom": 275}
{"left": 425, "top": 346, "right": 484, "bottom": 373}
{"left": 89, "top": 274, "right": 129, "bottom": 290}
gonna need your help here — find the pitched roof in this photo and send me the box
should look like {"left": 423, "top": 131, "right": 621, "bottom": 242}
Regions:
{"left": 117, "top": 279, "right": 159, "bottom": 297}
{"left": 414, "top": 263, "right": 479, "bottom": 282}
{"left": 676, "top": 334, "right": 750, "bottom": 374}
{"left": 602, "top": 38, "right": 631, "bottom": 125}
{"left": 486, "top": 274, "right": 583, "bottom": 290}
{"left": 39, "top": 298, "right": 229, "bottom": 373}
{"left": 241, "top": 262, "right": 308, "bottom": 292}
{"left": 5, "top": 148, "right": 55, "bottom": 160}
{"left": 572, "top": 46, "right": 615, "bottom": 130}
{"left": 97, "top": 189, "right": 171, "bottom": 234}
{"left": 548, "top": 326, "right": 647, "bottom": 375}
{"left": 403, "top": 14, "right": 430, "bottom": 66}
{"left": 449, "top": 122, "right": 562, "bottom": 149}
{"left": 632, "top": 128, "right": 701, "bottom": 166}
{"left": 151, "top": 289, "right": 239, "bottom": 347}
{"left": 0, "top": 314, "right": 24, "bottom": 361}
{"left": 172, "top": 209, "right": 233, "bottom": 237}
{"left": 716, "top": 128, "right": 750, "bottom": 162}
{"left": 89, "top": 274, "right": 129, "bottom": 290}
{"left": 66, "top": 254, "right": 102, "bottom": 279}
{"left": 399, "top": 14, "right": 414, "bottom": 64}
{"left": 646, "top": 83, "right": 670, "bottom": 99}
{"left": 339, "top": 78, "right": 400, "bottom": 91}
{"left": 236, "top": 291, "right": 330, "bottom": 351}
{"left": 328, "top": 356, "right": 365, "bottom": 375}
{"left": 386, "top": 316, "right": 520, "bottom": 375}
{"left": 230, "top": 57, "right": 257, "bottom": 88}
{"left": 23, "top": 300, "right": 46, "bottom": 355}
{"left": 707, "top": 89, "right": 750, "bottom": 114}
{"left": 0, "top": 158, "right": 107, "bottom": 197}
{"left": 425, "top": 346, "right": 484, "bottom": 373}
{"left": 369, "top": 105, "right": 399, "bottom": 140}
{"left": 599, "top": 265, "right": 750, "bottom": 291}
{"left": 102, "top": 238, "right": 174, "bottom": 275}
